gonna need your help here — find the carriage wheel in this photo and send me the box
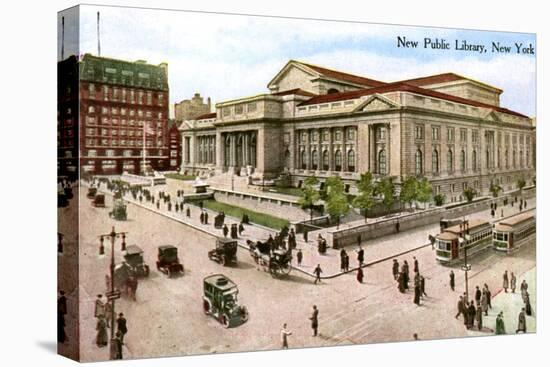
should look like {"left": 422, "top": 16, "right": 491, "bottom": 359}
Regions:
{"left": 203, "top": 299, "right": 211, "bottom": 315}
{"left": 241, "top": 307, "right": 249, "bottom": 323}
{"left": 270, "top": 263, "right": 281, "bottom": 278}
{"left": 280, "top": 262, "right": 292, "bottom": 276}
{"left": 221, "top": 314, "right": 230, "bottom": 328}
{"left": 220, "top": 256, "right": 226, "bottom": 266}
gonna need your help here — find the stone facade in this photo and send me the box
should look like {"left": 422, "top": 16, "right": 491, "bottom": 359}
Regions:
{"left": 180, "top": 60, "right": 535, "bottom": 200}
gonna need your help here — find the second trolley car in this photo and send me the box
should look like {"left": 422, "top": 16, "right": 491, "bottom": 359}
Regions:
{"left": 434, "top": 219, "right": 493, "bottom": 264}
{"left": 493, "top": 211, "right": 536, "bottom": 254}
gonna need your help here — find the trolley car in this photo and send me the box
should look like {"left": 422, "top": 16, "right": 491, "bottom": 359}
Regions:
{"left": 434, "top": 219, "right": 493, "bottom": 264}
{"left": 493, "top": 211, "right": 535, "bottom": 254}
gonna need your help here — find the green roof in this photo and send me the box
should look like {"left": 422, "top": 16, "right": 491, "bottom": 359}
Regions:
{"left": 79, "top": 54, "right": 168, "bottom": 91}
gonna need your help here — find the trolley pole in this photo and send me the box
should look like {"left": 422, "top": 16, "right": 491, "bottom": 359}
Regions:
{"left": 99, "top": 226, "right": 127, "bottom": 360}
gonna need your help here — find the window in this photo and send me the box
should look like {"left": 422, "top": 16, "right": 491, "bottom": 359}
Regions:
{"left": 472, "top": 150, "right": 477, "bottom": 171}
{"left": 88, "top": 83, "right": 95, "bottom": 94}
{"left": 311, "top": 150, "right": 318, "bottom": 170}
{"left": 377, "top": 127, "right": 386, "bottom": 140}
{"left": 415, "top": 149, "right": 423, "bottom": 175}
{"left": 335, "top": 130, "right": 342, "bottom": 141}
{"left": 432, "top": 149, "right": 439, "bottom": 174}
{"left": 432, "top": 127, "right": 440, "bottom": 141}
{"left": 322, "top": 130, "right": 329, "bottom": 142}
{"left": 378, "top": 149, "right": 386, "bottom": 174}
{"left": 283, "top": 133, "right": 290, "bottom": 144}
{"left": 415, "top": 125, "right": 424, "bottom": 140}
{"left": 247, "top": 102, "right": 257, "bottom": 112}
{"left": 235, "top": 105, "right": 243, "bottom": 115}
{"left": 322, "top": 150, "right": 329, "bottom": 171}
{"left": 447, "top": 149, "right": 454, "bottom": 173}
{"left": 472, "top": 130, "right": 479, "bottom": 143}
{"left": 300, "top": 150, "right": 306, "bottom": 169}
{"left": 460, "top": 150, "right": 466, "bottom": 171}
{"left": 460, "top": 129, "right": 467, "bottom": 142}
{"left": 223, "top": 107, "right": 231, "bottom": 117}
{"left": 347, "top": 150, "right": 356, "bottom": 172}
{"left": 447, "top": 128, "right": 454, "bottom": 142}
{"left": 312, "top": 131, "right": 318, "bottom": 142}
{"left": 347, "top": 128, "right": 355, "bottom": 141}
{"left": 335, "top": 150, "right": 342, "bottom": 171}
{"left": 88, "top": 106, "right": 95, "bottom": 113}
{"left": 301, "top": 132, "right": 308, "bottom": 143}
{"left": 146, "top": 92, "right": 152, "bottom": 105}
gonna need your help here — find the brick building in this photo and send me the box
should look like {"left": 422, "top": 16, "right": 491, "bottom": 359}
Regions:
{"left": 180, "top": 60, "right": 535, "bottom": 201}
{"left": 58, "top": 54, "right": 170, "bottom": 176}
{"left": 167, "top": 120, "right": 182, "bottom": 170}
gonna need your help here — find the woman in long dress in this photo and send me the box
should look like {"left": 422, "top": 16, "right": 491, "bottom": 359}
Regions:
{"left": 495, "top": 312, "right": 506, "bottom": 334}
{"left": 96, "top": 315, "right": 108, "bottom": 347}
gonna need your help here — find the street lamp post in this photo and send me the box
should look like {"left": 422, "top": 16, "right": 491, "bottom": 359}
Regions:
{"left": 99, "top": 226, "right": 127, "bottom": 360}
{"left": 459, "top": 219, "right": 471, "bottom": 302}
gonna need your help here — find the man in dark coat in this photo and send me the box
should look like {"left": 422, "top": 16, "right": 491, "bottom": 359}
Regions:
{"left": 403, "top": 261, "right": 410, "bottom": 290}
{"left": 222, "top": 224, "right": 229, "bottom": 238}
{"left": 313, "top": 264, "right": 323, "bottom": 284}
{"left": 475, "top": 305, "right": 483, "bottom": 330}
{"left": 475, "top": 286, "right": 482, "bottom": 306}
{"left": 449, "top": 270, "right": 455, "bottom": 291}
{"left": 516, "top": 308, "right": 527, "bottom": 333}
{"left": 116, "top": 313, "right": 128, "bottom": 344}
{"left": 455, "top": 295, "right": 464, "bottom": 319}
{"left": 420, "top": 275, "right": 427, "bottom": 297}
{"left": 296, "top": 249, "right": 303, "bottom": 266}
{"left": 200, "top": 212, "right": 204, "bottom": 224}
{"left": 467, "top": 301, "right": 476, "bottom": 329}
{"left": 356, "top": 266, "right": 364, "bottom": 283}
{"left": 503, "top": 270, "right": 509, "bottom": 292}
{"left": 397, "top": 271, "right": 405, "bottom": 293}
{"left": 309, "top": 305, "right": 319, "bottom": 336}
{"left": 413, "top": 272, "right": 421, "bottom": 306}
{"left": 392, "top": 259, "right": 399, "bottom": 281}
{"left": 204, "top": 211, "right": 209, "bottom": 224}
{"left": 340, "top": 249, "right": 347, "bottom": 272}
{"left": 238, "top": 223, "right": 245, "bottom": 235}
{"left": 113, "top": 330, "right": 123, "bottom": 359}
{"left": 357, "top": 247, "right": 365, "bottom": 265}
{"left": 186, "top": 207, "right": 190, "bottom": 217}
{"left": 413, "top": 256, "right": 419, "bottom": 273}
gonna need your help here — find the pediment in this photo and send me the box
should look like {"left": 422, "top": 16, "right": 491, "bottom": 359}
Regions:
{"left": 267, "top": 61, "right": 320, "bottom": 91}
{"left": 353, "top": 94, "right": 399, "bottom": 112}
{"left": 484, "top": 110, "right": 502, "bottom": 122}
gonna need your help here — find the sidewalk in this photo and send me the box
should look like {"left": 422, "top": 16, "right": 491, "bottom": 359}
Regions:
{"left": 86, "top": 180, "right": 535, "bottom": 280}
{"left": 467, "top": 266, "right": 536, "bottom": 336}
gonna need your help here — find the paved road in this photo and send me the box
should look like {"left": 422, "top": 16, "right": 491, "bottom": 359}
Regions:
{"left": 68, "top": 185, "right": 536, "bottom": 362}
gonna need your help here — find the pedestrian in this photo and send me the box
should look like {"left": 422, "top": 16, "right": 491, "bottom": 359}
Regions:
{"left": 344, "top": 253, "right": 350, "bottom": 272}
{"left": 467, "top": 301, "right": 476, "bottom": 329}
{"left": 475, "top": 286, "right": 482, "bottom": 306}
{"left": 104, "top": 300, "right": 112, "bottom": 328}
{"left": 156, "top": 201, "right": 160, "bottom": 209}
{"left": 524, "top": 292, "right": 532, "bottom": 316}
{"left": 204, "top": 211, "right": 209, "bottom": 224}
{"left": 303, "top": 230, "right": 309, "bottom": 243}
{"left": 397, "top": 271, "right": 405, "bottom": 293}
{"left": 503, "top": 270, "right": 509, "bottom": 293}
{"left": 450, "top": 270, "right": 455, "bottom": 291}
{"left": 96, "top": 314, "right": 108, "bottom": 347}
{"left": 238, "top": 222, "right": 245, "bottom": 235}
{"left": 392, "top": 259, "right": 399, "bottom": 281}
{"left": 420, "top": 275, "right": 427, "bottom": 297}
{"left": 510, "top": 272, "right": 517, "bottom": 293}
{"left": 313, "top": 264, "right": 323, "bottom": 284}
{"left": 495, "top": 312, "right": 506, "bottom": 335}
{"left": 116, "top": 313, "right": 127, "bottom": 344}
{"left": 280, "top": 323, "right": 292, "bottom": 349}
{"left": 357, "top": 246, "right": 364, "bottom": 265}
{"left": 356, "top": 266, "right": 364, "bottom": 283}
{"left": 340, "top": 249, "right": 346, "bottom": 272}
{"left": 186, "top": 207, "right": 190, "bottom": 218}
{"left": 222, "top": 224, "right": 229, "bottom": 238}
{"left": 413, "top": 272, "right": 421, "bottom": 306}
{"left": 476, "top": 304, "right": 483, "bottom": 331}
{"left": 113, "top": 330, "right": 123, "bottom": 359}
{"left": 127, "top": 276, "right": 138, "bottom": 301}
{"left": 309, "top": 305, "right": 319, "bottom": 336}
{"left": 403, "top": 261, "right": 410, "bottom": 290}
{"left": 520, "top": 280, "right": 528, "bottom": 302}
{"left": 485, "top": 284, "right": 492, "bottom": 309}
{"left": 413, "top": 256, "right": 419, "bottom": 273}
{"left": 395, "top": 221, "right": 400, "bottom": 233}
{"left": 491, "top": 208, "right": 495, "bottom": 218}
{"left": 481, "top": 289, "right": 488, "bottom": 316}
{"left": 200, "top": 212, "right": 204, "bottom": 224}
{"left": 516, "top": 308, "right": 527, "bottom": 333}
{"left": 455, "top": 295, "right": 464, "bottom": 319}
{"left": 296, "top": 249, "right": 303, "bottom": 266}
{"left": 167, "top": 202, "right": 171, "bottom": 211}
{"left": 94, "top": 294, "right": 106, "bottom": 319}
{"left": 501, "top": 209, "right": 504, "bottom": 218}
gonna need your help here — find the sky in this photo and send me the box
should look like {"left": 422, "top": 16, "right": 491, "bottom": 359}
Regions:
{"left": 58, "top": 5, "right": 536, "bottom": 117}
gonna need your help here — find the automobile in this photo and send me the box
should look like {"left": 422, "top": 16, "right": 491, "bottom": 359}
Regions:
{"left": 124, "top": 245, "right": 150, "bottom": 277}
{"left": 202, "top": 274, "right": 248, "bottom": 328}
{"left": 92, "top": 194, "right": 106, "bottom": 208}
{"left": 156, "top": 245, "right": 184, "bottom": 277}
{"left": 208, "top": 238, "right": 238, "bottom": 266}
{"left": 87, "top": 187, "right": 97, "bottom": 199}
{"left": 109, "top": 199, "right": 127, "bottom": 220}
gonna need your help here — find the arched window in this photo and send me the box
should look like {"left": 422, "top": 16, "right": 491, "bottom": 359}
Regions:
{"left": 335, "top": 150, "right": 342, "bottom": 171}
{"left": 513, "top": 150, "right": 516, "bottom": 168}
{"left": 486, "top": 149, "right": 490, "bottom": 169}
{"left": 311, "top": 150, "right": 318, "bottom": 170}
{"left": 347, "top": 150, "right": 356, "bottom": 172}
{"left": 432, "top": 149, "right": 439, "bottom": 174}
{"left": 322, "top": 150, "right": 329, "bottom": 171}
{"left": 472, "top": 150, "right": 477, "bottom": 171}
{"left": 284, "top": 149, "right": 290, "bottom": 169}
{"left": 520, "top": 150, "right": 523, "bottom": 166}
{"left": 460, "top": 150, "right": 466, "bottom": 172}
{"left": 224, "top": 136, "right": 231, "bottom": 166}
{"left": 249, "top": 135, "right": 257, "bottom": 167}
{"left": 300, "top": 150, "right": 307, "bottom": 170}
{"left": 327, "top": 88, "right": 340, "bottom": 94}
{"left": 447, "top": 149, "right": 453, "bottom": 173}
{"left": 378, "top": 149, "right": 386, "bottom": 174}
{"left": 415, "top": 149, "right": 423, "bottom": 175}
{"left": 505, "top": 149, "right": 509, "bottom": 168}
{"left": 497, "top": 148, "right": 501, "bottom": 169}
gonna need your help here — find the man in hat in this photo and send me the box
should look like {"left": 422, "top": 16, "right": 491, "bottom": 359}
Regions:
{"left": 495, "top": 312, "right": 506, "bottom": 335}
{"left": 516, "top": 308, "right": 527, "bottom": 333}
{"left": 116, "top": 313, "right": 128, "bottom": 345}
{"left": 502, "top": 270, "right": 509, "bottom": 293}
{"left": 455, "top": 295, "right": 464, "bottom": 319}
{"left": 309, "top": 305, "right": 319, "bottom": 336}
{"left": 449, "top": 270, "right": 455, "bottom": 291}
{"left": 296, "top": 249, "right": 303, "bottom": 266}
{"left": 113, "top": 330, "right": 123, "bottom": 359}
{"left": 280, "top": 323, "right": 292, "bottom": 349}
{"left": 313, "top": 264, "right": 323, "bottom": 284}
{"left": 392, "top": 259, "right": 400, "bottom": 281}
{"left": 222, "top": 224, "right": 229, "bottom": 238}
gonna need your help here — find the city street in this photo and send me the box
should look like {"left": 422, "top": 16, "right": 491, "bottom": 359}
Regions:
{"left": 70, "top": 186, "right": 536, "bottom": 362}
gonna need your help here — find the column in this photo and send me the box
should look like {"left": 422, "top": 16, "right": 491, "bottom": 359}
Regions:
{"left": 328, "top": 128, "right": 334, "bottom": 171}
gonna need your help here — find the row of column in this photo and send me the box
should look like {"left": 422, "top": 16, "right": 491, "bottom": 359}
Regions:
{"left": 222, "top": 131, "right": 257, "bottom": 169}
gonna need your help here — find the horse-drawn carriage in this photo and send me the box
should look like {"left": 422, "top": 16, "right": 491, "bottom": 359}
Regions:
{"left": 247, "top": 239, "right": 292, "bottom": 278}
{"left": 105, "top": 262, "right": 139, "bottom": 300}
{"left": 109, "top": 198, "right": 127, "bottom": 221}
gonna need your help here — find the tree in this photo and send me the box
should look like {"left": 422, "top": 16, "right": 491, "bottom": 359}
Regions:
{"left": 325, "top": 176, "right": 349, "bottom": 229}
{"left": 353, "top": 172, "right": 376, "bottom": 223}
{"left": 399, "top": 176, "right": 418, "bottom": 209}
{"left": 517, "top": 177, "right": 526, "bottom": 192}
{"left": 416, "top": 177, "right": 433, "bottom": 209}
{"left": 434, "top": 193, "right": 445, "bottom": 206}
{"left": 298, "top": 177, "right": 320, "bottom": 222}
{"left": 489, "top": 182, "right": 502, "bottom": 198}
{"left": 375, "top": 176, "right": 395, "bottom": 214}
{"left": 463, "top": 187, "right": 476, "bottom": 203}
